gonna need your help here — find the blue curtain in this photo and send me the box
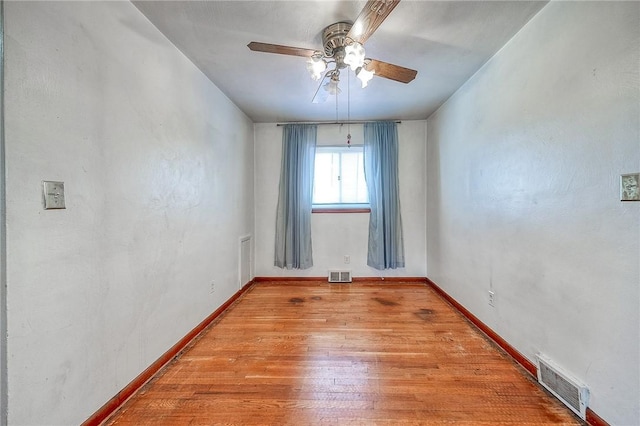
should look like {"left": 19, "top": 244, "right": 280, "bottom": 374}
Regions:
{"left": 363, "top": 122, "right": 405, "bottom": 270}
{"left": 274, "top": 124, "right": 317, "bottom": 269}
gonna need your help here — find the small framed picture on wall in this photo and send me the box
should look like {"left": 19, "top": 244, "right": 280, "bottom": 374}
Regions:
{"left": 620, "top": 173, "right": 640, "bottom": 201}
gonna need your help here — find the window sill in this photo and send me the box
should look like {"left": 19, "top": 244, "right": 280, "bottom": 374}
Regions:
{"left": 312, "top": 207, "right": 371, "bottom": 214}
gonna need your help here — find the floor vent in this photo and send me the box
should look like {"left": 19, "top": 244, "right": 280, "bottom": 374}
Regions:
{"left": 536, "top": 354, "right": 589, "bottom": 420}
{"left": 328, "top": 270, "right": 352, "bottom": 283}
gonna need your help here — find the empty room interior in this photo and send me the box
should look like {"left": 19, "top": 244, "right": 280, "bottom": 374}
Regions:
{"left": 0, "top": 0, "right": 639, "bottom": 425}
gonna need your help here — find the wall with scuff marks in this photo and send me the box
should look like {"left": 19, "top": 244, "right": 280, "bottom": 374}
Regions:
{"left": 254, "top": 121, "right": 427, "bottom": 278}
{"left": 4, "top": 2, "right": 254, "bottom": 424}
{"left": 426, "top": 2, "right": 639, "bottom": 424}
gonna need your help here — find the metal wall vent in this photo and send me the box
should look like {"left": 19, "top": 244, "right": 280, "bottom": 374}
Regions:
{"left": 328, "top": 270, "right": 352, "bottom": 283}
{"left": 536, "top": 354, "right": 589, "bottom": 420}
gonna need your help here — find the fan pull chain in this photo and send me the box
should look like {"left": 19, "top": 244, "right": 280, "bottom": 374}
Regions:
{"left": 335, "top": 81, "right": 339, "bottom": 124}
{"left": 347, "top": 71, "right": 351, "bottom": 148}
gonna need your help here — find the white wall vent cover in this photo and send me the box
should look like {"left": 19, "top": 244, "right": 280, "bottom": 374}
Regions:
{"left": 536, "top": 354, "right": 589, "bottom": 420}
{"left": 328, "top": 270, "right": 352, "bottom": 283}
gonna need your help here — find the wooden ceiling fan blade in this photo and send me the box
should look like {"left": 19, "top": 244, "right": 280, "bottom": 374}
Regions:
{"left": 247, "top": 42, "right": 317, "bottom": 58}
{"left": 346, "top": 0, "right": 401, "bottom": 45}
{"left": 365, "top": 59, "right": 417, "bottom": 84}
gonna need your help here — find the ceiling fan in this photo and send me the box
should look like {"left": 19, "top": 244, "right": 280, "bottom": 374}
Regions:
{"left": 247, "top": 0, "right": 417, "bottom": 103}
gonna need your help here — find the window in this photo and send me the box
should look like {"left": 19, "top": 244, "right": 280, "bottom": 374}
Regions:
{"left": 312, "top": 146, "right": 369, "bottom": 211}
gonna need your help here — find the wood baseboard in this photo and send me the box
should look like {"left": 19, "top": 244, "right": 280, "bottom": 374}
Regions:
{"left": 586, "top": 408, "right": 610, "bottom": 426}
{"left": 352, "top": 276, "right": 427, "bottom": 283}
{"left": 82, "top": 281, "right": 254, "bottom": 426}
{"left": 425, "top": 277, "right": 610, "bottom": 426}
{"left": 253, "top": 276, "right": 326, "bottom": 282}
{"left": 253, "top": 276, "right": 428, "bottom": 283}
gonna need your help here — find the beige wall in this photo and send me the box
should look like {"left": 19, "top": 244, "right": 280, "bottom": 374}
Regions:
{"left": 426, "top": 2, "right": 639, "bottom": 424}
{"left": 4, "top": 2, "right": 254, "bottom": 424}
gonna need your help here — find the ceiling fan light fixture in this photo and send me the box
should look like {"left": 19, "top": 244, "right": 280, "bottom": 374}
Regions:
{"left": 344, "top": 42, "right": 366, "bottom": 71}
{"left": 356, "top": 66, "right": 375, "bottom": 88}
{"left": 324, "top": 74, "right": 341, "bottom": 95}
{"left": 306, "top": 55, "right": 327, "bottom": 81}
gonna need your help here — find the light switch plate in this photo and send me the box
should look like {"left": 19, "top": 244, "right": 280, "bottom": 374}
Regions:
{"left": 621, "top": 173, "right": 640, "bottom": 201}
{"left": 43, "top": 181, "right": 66, "bottom": 209}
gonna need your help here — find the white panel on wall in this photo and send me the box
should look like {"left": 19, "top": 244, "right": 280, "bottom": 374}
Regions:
{"left": 254, "top": 121, "right": 427, "bottom": 278}
{"left": 4, "top": 2, "right": 254, "bottom": 424}
{"left": 426, "top": 2, "right": 639, "bottom": 424}
{"left": 240, "top": 235, "right": 252, "bottom": 287}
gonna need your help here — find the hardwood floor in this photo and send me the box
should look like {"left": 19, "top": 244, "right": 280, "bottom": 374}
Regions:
{"left": 105, "top": 281, "right": 580, "bottom": 425}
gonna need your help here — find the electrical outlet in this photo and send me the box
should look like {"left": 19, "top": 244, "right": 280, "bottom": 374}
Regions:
{"left": 210, "top": 281, "right": 215, "bottom": 294}
{"left": 344, "top": 255, "right": 350, "bottom": 264}
{"left": 488, "top": 290, "right": 495, "bottom": 307}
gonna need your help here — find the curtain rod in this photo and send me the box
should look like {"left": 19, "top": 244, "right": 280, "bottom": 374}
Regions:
{"left": 276, "top": 120, "right": 401, "bottom": 127}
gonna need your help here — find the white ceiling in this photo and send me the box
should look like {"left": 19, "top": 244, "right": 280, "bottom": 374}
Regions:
{"left": 133, "top": 1, "right": 548, "bottom": 123}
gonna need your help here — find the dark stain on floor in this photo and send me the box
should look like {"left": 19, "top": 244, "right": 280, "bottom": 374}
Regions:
{"left": 372, "top": 297, "right": 399, "bottom": 306}
{"left": 415, "top": 308, "right": 436, "bottom": 321}
{"left": 289, "top": 297, "right": 305, "bottom": 304}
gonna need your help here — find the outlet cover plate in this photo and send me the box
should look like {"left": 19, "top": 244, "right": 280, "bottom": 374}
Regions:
{"left": 43, "top": 181, "right": 65, "bottom": 209}
{"left": 488, "top": 291, "right": 495, "bottom": 307}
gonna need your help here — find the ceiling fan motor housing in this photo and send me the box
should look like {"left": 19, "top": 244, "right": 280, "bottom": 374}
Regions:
{"left": 322, "top": 21, "right": 352, "bottom": 58}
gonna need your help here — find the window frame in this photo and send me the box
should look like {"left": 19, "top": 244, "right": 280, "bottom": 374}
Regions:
{"left": 312, "top": 145, "right": 370, "bottom": 214}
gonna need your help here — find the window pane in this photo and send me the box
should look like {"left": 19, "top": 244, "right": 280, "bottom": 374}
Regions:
{"left": 340, "top": 152, "right": 361, "bottom": 203}
{"left": 313, "top": 152, "right": 340, "bottom": 204}
{"left": 355, "top": 152, "right": 368, "bottom": 203}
